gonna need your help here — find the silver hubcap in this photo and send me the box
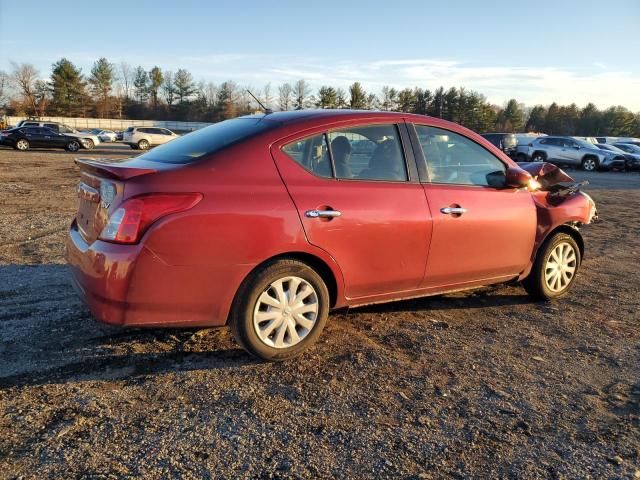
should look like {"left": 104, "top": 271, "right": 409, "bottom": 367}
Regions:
{"left": 17, "top": 140, "right": 28, "bottom": 150}
{"left": 583, "top": 159, "right": 596, "bottom": 170}
{"left": 140, "top": 141, "right": 148, "bottom": 149}
{"left": 253, "top": 276, "right": 319, "bottom": 349}
{"left": 544, "top": 242, "right": 577, "bottom": 292}
{"left": 69, "top": 143, "right": 78, "bottom": 151}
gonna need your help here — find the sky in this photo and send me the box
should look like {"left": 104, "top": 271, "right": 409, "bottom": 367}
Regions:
{"left": 1, "top": 0, "right": 639, "bottom": 110}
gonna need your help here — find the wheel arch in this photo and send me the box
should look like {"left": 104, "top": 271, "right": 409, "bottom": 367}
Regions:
{"left": 541, "top": 223, "right": 585, "bottom": 261}
{"left": 232, "top": 251, "right": 342, "bottom": 314}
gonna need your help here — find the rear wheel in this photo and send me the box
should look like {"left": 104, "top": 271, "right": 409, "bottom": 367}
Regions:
{"left": 230, "top": 259, "right": 330, "bottom": 361}
{"left": 531, "top": 152, "right": 546, "bottom": 162}
{"left": 15, "top": 139, "right": 30, "bottom": 151}
{"left": 66, "top": 141, "right": 80, "bottom": 152}
{"left": 581, "top": 156, "right": 598, "bottom": 171}
{"left": 83, "top": 139, "right": 95, "bottom": 150}
{"left": 138, "top": 139, "right": 150, "bottom": 150}
{"left": 522, "top": 232, "right": 581, "bottom": 300}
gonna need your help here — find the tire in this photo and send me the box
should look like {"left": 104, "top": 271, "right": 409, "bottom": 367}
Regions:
{"left": 83, "top": 139, "right": 95, "bottom": 150}
{"left": 531, "top": 152, "right": 546, "bottom": 162}
{"left": 522, "top": 232, "right": 581, "bottom": 301}
{"left": 516, "top": 153, "right": 527, "bottom": 163}
{"left": 15, "top": 138, "right": 30, "bottom": 151}
{"left": 229, "top": 259, "right": 330, "bottom": 361}
{"left": 581, "top": 156, "right": 598, "bottom": 171}
{"left": 66, "top": 141, "right": 80, "bottom": 152}
{"left": 138, "top": 139, "right": 150, "bottom": 150}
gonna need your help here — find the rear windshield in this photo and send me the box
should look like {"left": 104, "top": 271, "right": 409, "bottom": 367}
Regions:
{"left": 136, "top": 117, "right": 277, "bottom": 164}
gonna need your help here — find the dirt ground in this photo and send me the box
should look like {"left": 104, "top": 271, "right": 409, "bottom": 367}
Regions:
{"left": 0, "top": 144, "right": 638, "bottom": 479}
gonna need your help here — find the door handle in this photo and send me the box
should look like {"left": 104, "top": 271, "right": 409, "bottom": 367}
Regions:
{"left": 440, "top": 207, "right": 467, "bottom": 215}
{"left": 305, "top": 209, "right": 342, "bottom": 218}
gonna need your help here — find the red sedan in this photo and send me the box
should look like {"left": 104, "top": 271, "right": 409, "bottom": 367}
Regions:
{"left": 67, "top": 110, "right": 598, "bottom": 361}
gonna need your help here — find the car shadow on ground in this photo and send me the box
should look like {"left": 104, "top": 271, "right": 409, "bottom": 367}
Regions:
{"left": 0, "top": 264, "right": 534, "bottom": 390}
{"left": 349, "top": 284, "right": 535, "bottom": 315}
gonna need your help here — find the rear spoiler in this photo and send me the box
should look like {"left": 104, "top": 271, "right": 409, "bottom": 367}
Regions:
{"left": 74, "top": 158, "right": 157, "bottom": 180}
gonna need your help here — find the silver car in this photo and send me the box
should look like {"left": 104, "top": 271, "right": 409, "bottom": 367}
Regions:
{"left": 528, "top": 136, "right": 626, "bottom": 171}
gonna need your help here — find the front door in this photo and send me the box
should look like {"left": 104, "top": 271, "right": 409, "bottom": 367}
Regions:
{"left": 411, "top": 124, "right": 537, "bottom": 288}
{"left": 271, "top": 122, "right": 432, "bottom": 299}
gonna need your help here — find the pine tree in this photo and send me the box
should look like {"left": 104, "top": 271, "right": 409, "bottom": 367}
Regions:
{"left": 526, "top": 105, "right": 547, "bottom": 132}
{"left": 49, "top": 58, "right": 88, "bottom": 116}
{"left": 148, "top": 66, "right": 164, "bottom": 112}
{"left": 349, "top": 82, "right": 367, "bottom": 109}
{"left": 88, "top": 57, "right": 115, "bottom": 118}
{"left": 173, "top": 69, "right": 195, "bottom": 105}
{"left": 316, "top": 86, "right": 338, "bottom": 109}
{"left": 133, "top": 66, "right": 149, "bottom": 103}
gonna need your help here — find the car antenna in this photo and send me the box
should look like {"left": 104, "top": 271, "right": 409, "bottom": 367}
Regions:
{"left": 246, "top": 89, "right": 273, "bottom": 114}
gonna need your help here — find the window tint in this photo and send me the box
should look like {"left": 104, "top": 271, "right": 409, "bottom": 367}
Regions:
{"left": 327, "top": 124, "right": 407, "bottom": 181}
{"left": 138, "top": 117, "right": 277, "bottom": 164}
{"left": 44, "top": 123, "right": 58, "bottom": 130}
{"left": 415, "top": 125, "right": 506, "bottom": 187}
{"left": 283, "top": 133, "right": 332, "bottom": 178}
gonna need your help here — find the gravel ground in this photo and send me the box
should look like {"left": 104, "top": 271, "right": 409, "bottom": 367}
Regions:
{"left": 0, "top": 145, "right": 638, "bottom": 479}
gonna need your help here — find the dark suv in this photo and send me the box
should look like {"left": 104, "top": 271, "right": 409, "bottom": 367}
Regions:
{"left": 481, "top": 133, "right": 517, "bottom": 158}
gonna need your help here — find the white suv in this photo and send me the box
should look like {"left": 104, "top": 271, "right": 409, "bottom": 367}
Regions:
{"left": 123, "top": 127, "right": 178, "bottom": 150}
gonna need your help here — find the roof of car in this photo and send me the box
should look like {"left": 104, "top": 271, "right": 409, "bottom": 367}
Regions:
{"left": 246, "top": 109, "right": 439, "bottom": 125}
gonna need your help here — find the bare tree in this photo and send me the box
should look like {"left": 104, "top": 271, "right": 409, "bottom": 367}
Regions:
{"left": 205, "top": 82, "right": 218, "bottom": 108}
{"left": 0, "top": 70, "right": 9, "bottom": 106}
{"left": 162, "top": 70, "right": 175, "bottom": 106}
{"left": 263, "top": 82, "right": 273, "bottom": 109}
{"left": 292, "top": 79, "right": 310, "bottom": 109}
{"left": 10, "top": 62, "right": 39, "bottom": 115}
{"left": 278, "top": 83, "right": 293, "bottom": 111}
{"left": 119, "top": 62, "right": 133, "bottom": 100}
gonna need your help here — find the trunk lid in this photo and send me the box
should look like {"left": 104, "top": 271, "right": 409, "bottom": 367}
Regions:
{"left": 73, "top": 158, "right": 165, "bottom": 243}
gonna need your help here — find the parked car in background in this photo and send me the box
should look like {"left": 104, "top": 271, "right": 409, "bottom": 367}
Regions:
{"left": 122, "top": 126, "right": 178, "bottom": 150}
{"left": 0, "top": 126, "right": 83, "bottom": 151}
{"left": 618, "top": 139, "right": 640, "bottom": 147}
{"left": 16, "top": 120, "right": 100, "bottom": 149}
{"left": 115, "top": 131, "right": 124, "bottom": 141}
{"left": 613, "top": 143, "right": 640, "bottom": 169}
{"left": 480, "top": 133, "right": 517, "bottom": 158}
{"left": 595, "top": 143, "right": 640, "bottom": 170}
{"left": 87, "top": 129, "right": 117, "bottom": 142}
{"left": 514, "top": 133, "right": 543, "bottom": 162}
{"left": 67, "top": 110, "right": 598, "bottom": 361}
{"left": 528, "top": 136, "right": 626, "bottom": 171}
{"left": 595, "top": 136, "right": 620, "bottom": 144}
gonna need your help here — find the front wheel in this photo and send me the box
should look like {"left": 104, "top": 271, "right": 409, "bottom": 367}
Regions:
{"left": 15, "top": 139, "right": 30, "bottom": 151}
{"left": 230, "top": 259, "right": 330, "bottom": 361}
{"left": 522, "top": 233, "right": 581, "bottom": 301}
{"left": 531, "top": 152, "right": 546, "bottom": 162}
{"left": 83, "top": 139, "right": 95, "bottom": 150}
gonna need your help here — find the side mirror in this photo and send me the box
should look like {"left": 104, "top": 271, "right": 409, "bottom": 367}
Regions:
{"left": 505, "top": 166, "right": 534, "bottom": 189}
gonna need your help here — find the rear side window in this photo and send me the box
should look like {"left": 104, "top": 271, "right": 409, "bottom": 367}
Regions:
{"left": 282, "top": 124, "right": 408, "bottom": 182}
{"left": 327, "top": 125, "right": 407, "bottom": 181}
{"left": 415, "top": 125, "right": 506, "bottom": 187}
{"left": 283, "top": 133, "right": 332, "bottom": 178}
{"left": 137, "top": 117, "right": 277, "bottom": 164}
{"left": 125, "top": 127, "right": 134, "bottom": 133}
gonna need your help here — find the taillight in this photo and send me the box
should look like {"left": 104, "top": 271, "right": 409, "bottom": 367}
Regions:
{"left": 99, "top": 193, "right": 202, "bottom": 244}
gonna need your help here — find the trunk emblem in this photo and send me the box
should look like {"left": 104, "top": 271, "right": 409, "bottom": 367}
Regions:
{"left": 100, "top": 181, "right": 116, "bottom": 209}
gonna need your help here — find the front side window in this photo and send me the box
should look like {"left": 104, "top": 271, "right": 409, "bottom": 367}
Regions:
{"left": 327, "top": 124, "right": 407, "bottom": 181}
{"left": 282, "top": 133, "right": 332, "bottom": 178}
{"left": 415, "top": 125, "right": 506, "bottom": 187}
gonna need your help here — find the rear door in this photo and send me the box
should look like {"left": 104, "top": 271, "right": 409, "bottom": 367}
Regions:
{"left": 411, "top": 124, "right": 536, "bottom": 288}
{"left": 24, "top": 127, "right": 44, "bottom": 147}
{"left": 271, "top": 121, "right": 433, "bottom": 299}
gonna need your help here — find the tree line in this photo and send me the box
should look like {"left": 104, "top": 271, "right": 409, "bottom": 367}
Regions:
{"left": 1, "top": 58, "right": 639, "bottom": 136}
